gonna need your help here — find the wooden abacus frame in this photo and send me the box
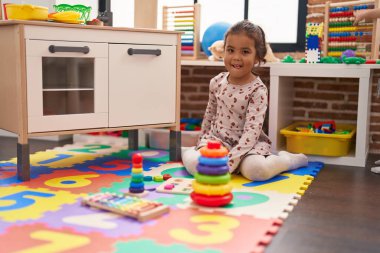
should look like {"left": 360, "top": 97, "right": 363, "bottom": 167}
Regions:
{"left": 162, "top": 4, "right": 201, "bottom": 60}
{"left": 323, "top": 0, "right": 380, "bottom": 59}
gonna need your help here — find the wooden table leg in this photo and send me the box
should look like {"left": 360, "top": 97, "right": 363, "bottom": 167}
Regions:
{"left": 169, "top": 130, "right": 181, "bottom": 161}
{"left": 128, "top": 129, "right": 138, "bottom": 150}
{"left": 17, "top": 142, "right": 30, "bottom": 181}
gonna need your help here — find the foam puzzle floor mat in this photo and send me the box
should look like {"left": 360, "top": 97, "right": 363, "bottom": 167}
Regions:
{"left": 0, "top": 143, "right": 324, "bottom": 253}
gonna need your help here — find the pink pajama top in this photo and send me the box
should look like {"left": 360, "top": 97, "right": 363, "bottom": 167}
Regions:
{"left": 197, "top": 72, "right": 272, "bottom": 173}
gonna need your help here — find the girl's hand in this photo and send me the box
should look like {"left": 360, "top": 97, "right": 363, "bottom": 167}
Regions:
{"left": 353, "top": 10, "right": 368, "bottom": 25}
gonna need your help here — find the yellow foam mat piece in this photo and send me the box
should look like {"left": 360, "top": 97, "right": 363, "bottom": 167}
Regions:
{"left": 0, "top": 185, "right": 81, "bottom": 222}
{"left": 230, "top": 173, "right": 314, "bottom": 195}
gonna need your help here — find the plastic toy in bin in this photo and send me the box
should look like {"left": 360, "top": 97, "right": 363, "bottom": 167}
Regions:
{"left": 313, "top": 120, "right": 336, "bottom": 134}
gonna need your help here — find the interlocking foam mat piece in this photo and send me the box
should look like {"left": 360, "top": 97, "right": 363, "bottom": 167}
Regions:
{"left": 0, "top": 143, "right": 324, "bottom": 253}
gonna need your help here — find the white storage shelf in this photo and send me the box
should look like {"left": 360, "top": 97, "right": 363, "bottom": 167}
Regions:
{"left": 268, "top": 63, "right": 380, "bottom": 167}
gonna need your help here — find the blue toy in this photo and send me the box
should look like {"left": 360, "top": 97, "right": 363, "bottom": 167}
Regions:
{"left": 201, "top": 22, "right": 231, "bottom": 56}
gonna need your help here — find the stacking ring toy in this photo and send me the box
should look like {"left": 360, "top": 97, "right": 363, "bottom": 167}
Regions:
{"left": 131, "top": 174, "right": 144, "bottom": 182}
{"left": 191, "top": 192, "right": 233, "bottom": 207}
{"left": 153, "top": 175, "right": 164, "bottom": 182}
{"left": 196, "top": 164, "right": 229, "bottom": 175}
{"left": 132, "top": 168, "right": 143, "bottom": 174}
{"left": 198, "top": 156, "right": 228, "bottom": 166}
{"left": 132, "top": 163, "right": 142, "bottom": 168}
{"left": 199, "top": 146, "right": 229, "bottom": 158}
{"left": 192, "top": 181, "right": 232, "bottom": 196}
{"left": 129, "top": 181, "right": 144, "bottom": 188}
{"left": 195, "top": 172, "right": 230, "bottom": 185}
{"left": 129, "top": 187, "right": 145, "bottom": 193}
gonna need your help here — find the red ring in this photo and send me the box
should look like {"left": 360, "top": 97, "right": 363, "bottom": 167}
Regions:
{"left": 199, "top": 146, "right": 229, "bottom": 158}
{"left": 190, "top": 192, "right": 233, "bottom": 207}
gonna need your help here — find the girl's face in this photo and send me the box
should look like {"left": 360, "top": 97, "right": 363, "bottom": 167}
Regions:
{"left": 224, "top": 32, "right": 258, "bottom": 85}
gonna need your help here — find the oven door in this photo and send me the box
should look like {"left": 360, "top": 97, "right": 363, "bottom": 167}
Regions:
{"left": 26, "top": 40, "right": 108, "bottom": 133}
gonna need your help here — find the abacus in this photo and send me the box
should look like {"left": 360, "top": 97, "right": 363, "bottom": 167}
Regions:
{"left": 82, "top": 192, "right": 170, "bottom": 222}
{"left": 323, "top": 0, "right": 380, "bottom": 59}
{"left": 162, "top": 4, "right": 201, "bottom": 59}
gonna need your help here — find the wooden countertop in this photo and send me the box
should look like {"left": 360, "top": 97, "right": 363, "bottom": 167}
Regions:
{"left": 0, "top": 20, "right": 182, "bottom": 34}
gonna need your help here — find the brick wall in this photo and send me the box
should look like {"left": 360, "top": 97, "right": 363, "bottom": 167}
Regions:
{"left": 180, "top": 0, "right": 380, "bottom": 154}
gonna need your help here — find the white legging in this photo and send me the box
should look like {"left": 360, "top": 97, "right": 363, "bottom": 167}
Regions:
{"left": 182, "top": 147, "right": 307, "bottom": 181}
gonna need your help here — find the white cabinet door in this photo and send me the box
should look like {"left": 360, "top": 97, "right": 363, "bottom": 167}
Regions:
{"left": 26, "top": 40, "right": 109, "bottom": 133}
{"left": 109, "top": 43, "right": 177, "bottom": 127}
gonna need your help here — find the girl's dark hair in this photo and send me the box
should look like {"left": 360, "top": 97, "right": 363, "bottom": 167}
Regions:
{"left": 224, "top": 20, "right": 267, "bottom": 65}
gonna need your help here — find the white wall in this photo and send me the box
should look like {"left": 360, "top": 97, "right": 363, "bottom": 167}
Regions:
{"left": 2, "top": 0, "right": 56, "bottom": 12}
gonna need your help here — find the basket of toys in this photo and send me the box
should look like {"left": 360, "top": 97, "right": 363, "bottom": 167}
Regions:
{"left": 147, "top": 118, "right": 202, "bottom": 149}
{"left": 280, "top": 121, "right": 356, "bottom": 156}
{"left": 4, "top": 4, "right": 48, "bottom": 20}
{"left": 53, "top": 4, "right": 91, "bottom": 21}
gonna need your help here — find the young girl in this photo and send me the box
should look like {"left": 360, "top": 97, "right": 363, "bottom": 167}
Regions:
{"left": 182, "top": 20, "right": 308, "bottom": 181}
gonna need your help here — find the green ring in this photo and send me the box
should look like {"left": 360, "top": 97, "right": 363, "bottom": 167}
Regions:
{"left": 195, "top": 172, "right": 231, "bottom": 185}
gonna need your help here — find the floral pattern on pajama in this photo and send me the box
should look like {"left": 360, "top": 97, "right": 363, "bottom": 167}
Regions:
{"left": 197, "top": 72, "right": 272, "bottom": 172}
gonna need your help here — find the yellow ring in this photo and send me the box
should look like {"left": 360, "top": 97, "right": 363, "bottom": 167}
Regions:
{"left": 192, "top": 181, "right": 232, "bottom": 196}
{"left": 132, "top": 168, "right": 143, "bottom": 174}
{"left": 199, "top": 146, "right": 229, "bottom": 158}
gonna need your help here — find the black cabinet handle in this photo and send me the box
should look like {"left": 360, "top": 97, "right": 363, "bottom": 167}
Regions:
{"left": 49, "top": 45, "right": 90, "bottom": 54}
{"left": 127, "top": 48, "right": 161, "bottom": 56}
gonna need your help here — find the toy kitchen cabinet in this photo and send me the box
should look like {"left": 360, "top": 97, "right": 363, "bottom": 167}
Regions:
{"left": 0, "top": 21, "right": 182, "bottom": 180}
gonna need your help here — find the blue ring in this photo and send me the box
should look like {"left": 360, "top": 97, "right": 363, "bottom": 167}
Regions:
{"left": 143, "top": 176, "right": 153, "bottom": 181}
{"left": 130, "top": 182, "right": 144, "bottom": 188}
{"left": 196, "top": 164, "right": 229, "bottom": 175}
{"left": 129, "top": 187, "right": 145, "bottom": 193}
{"left": 198, "top": 156, "right": 228, "bottom": 166}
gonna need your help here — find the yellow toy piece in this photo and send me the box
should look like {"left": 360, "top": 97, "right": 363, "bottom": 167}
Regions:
{"left": 192, "top": 181, "right": 232, "bottom": 196}
{"left": 306, "top": 22, "right": 324, "bottom": 38}
{"left": 131, "top": 168, "right": 143, "bottom": 174}
{"left": 48, "top": 11, "right": 83, "bottom": 24}
{"left": 199, "top": 146, "right": 229, "bottom": 158}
